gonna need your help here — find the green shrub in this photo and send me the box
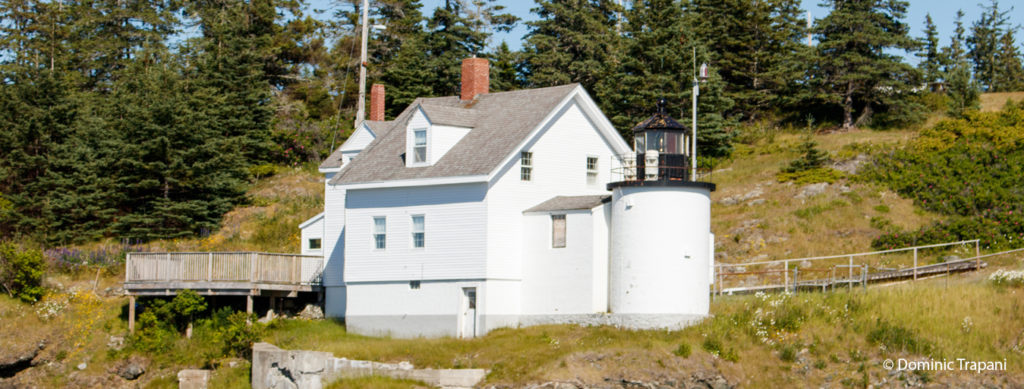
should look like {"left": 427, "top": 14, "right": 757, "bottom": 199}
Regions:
{"left": 218, "top": 311, "right": 263, "bottom": 358}
{"left": 777, "top": 168, "right": 845, "bottom": 185}
{"left": 0, "top": 242, "right": 46, "bottom": 303}
{"left": 673, "top": 343, "right": 692, "bottom": 358}
{"left": 867, "top": 319, "right": 931, "bottom": 354}
{"left": 865, "top": 102, "right": 1024, "bottom": 250}
{"left": 779, "top": 344, "right": 797, "bottom": 362}
{"left": 701, "top": 337, "right": 739, "bottom": 362}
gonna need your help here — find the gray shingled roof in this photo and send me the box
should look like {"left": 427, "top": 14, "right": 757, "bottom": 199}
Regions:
{"left": 420, "top": 104, "right": 479, "bottom": 127}
{"left": 319, "top": 120, "right": 394, "bottom": 170}
{"left": 329, "top": 84, "right": 580, "bottom": 185}
{"left": 523, "top": 195, "right": 611, "bottom": 213}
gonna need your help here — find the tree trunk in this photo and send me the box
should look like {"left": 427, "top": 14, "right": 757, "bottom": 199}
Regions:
{"left": 842, "top": 83, "right": 855, "bottom": 130}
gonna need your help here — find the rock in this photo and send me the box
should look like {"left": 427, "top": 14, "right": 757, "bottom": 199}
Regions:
{"left": 107, "top": 336, "right": 124, "bottom": 351}
{"left": 939, "top": 255, "right": 961, "bottom": 263}
{"left": 832, "top": 154, "right": 869, "bottom": 175}
{"left": 258, "top": 310, "right": 276, "bottom": 324}
{"left": 77, "top": 363, "right": 87, "bottom": 371}
{"left": 742, "top": 188, "right": 764, "bottom": 201}
{"left": 720, "top": 196, "right": 739, "bottom": 206}
{"left": 837, "top": 184, "right": 852, "bottom": 193}
{"left": 115, "top": 361, "right": 145, "bottom": 380}
{"left": 0, "top": 341, "right": 43, "bottom": 379}
{"left": 298, "top": 304, "right": 324, "bottom": 320}
{"left": 796, "top": 183, "right": 829, "bottom": 199}
{"left": 746, "top": 199, "right": 765, "bottom": 206}
{"left": 178, "top": 369, "right": 210, "bottom": 389}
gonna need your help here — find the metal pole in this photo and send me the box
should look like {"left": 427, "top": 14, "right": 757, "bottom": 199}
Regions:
{"left": 355, "top": 0, "right": 369, "bottom": 127}
{"left": 691, "top": 79, "right": 698, "bottom": 181}
{"left": 913, "top": 248, "right": 918, "bottom": 280}
{"left": 848, "top": 256, "right": 853, "bottom": 291}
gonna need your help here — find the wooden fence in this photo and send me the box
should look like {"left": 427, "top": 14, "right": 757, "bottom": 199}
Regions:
{"left": 125, "top": 252, "right": 323, "bottom": 285}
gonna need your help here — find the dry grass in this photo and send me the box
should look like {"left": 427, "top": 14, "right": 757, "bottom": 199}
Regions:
{"left": 980, "top": 92, "right": 1024, "bottom": 112}
{"left": 712, "top": 129, "right": 937, "bottom": 264}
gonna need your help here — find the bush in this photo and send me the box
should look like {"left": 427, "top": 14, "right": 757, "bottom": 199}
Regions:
{"left": 673, "top": 343, "right": 692, "bottom": 358}
{"left": 0, "top": 242, "right": 46, "bottom": 303}
{"left": 865, "top": 101, "right": 1024, "bottom": 250}
{"left": 867, "top": 319, "right": 931, "bottom": 354}
{"left": 776, "top": 167, "right": 845, "bottom": 185}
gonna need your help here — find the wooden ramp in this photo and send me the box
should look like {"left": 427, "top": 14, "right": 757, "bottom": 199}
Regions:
{"left": 720, "top": 258, "right": 986, "bottom": 295}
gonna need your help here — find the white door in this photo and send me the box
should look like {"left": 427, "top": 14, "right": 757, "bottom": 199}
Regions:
{"left": 460, "top": 287, "right": 477, "bottom": 338}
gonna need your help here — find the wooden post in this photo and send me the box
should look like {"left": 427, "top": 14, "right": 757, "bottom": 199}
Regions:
{"left": 250, "top": 253, "right": 258, "bottom": 282}
{"left": 128, "top": 295, "right": 136, "bottom": 333}
{"left": 783, "top": 261, "right": 789, "bottom": 293}
{"left": 793, "top": 267, "right": 799, "bottom": 293}
{"left": 913, "top": 248, "right": 918, "bottom": 280}
{"left": 975, "top": 240, "right": 981, "bottom": 271}
{"left": 125, "top": 253, "right": 131, "bottom": 283}
{"left": 207, "top": 253, "right": 213, "bottom": 281}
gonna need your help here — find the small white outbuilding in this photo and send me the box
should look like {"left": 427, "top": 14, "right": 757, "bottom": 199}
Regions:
{"left": 303, "top": 58, "right": 716, "bottom": 338}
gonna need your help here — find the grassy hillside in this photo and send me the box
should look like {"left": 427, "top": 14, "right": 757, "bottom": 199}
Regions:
{"left": 6, "top": 96, "right": 1024, "bottom": 387}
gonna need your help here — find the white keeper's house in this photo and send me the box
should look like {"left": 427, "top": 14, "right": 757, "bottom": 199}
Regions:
{"left": 299, "top": 57, "right": 717, "bottom": 338}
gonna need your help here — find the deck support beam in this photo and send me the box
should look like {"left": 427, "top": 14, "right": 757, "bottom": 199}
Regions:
{"left": 128, "top": 295, "right": 136, "bottom": 333}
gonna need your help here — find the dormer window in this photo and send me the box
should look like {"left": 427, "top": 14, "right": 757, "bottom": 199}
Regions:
{"left": 413, "top": 129, "right": 427, "bottom": 163}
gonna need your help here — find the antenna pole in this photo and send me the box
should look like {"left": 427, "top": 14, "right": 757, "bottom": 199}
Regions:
{"left": 356, "top": 0, "right": 369, "bottom": 128}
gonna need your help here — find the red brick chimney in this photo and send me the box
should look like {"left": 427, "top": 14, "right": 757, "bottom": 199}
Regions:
{"left": 460, "top": 57, "right": 489, "bottom": 102}
{"left": 369, "top": 83, "right": 385, "bottom": 121}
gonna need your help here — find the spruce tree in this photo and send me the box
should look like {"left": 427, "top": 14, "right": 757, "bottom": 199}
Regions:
{"left": 488, "top": 41, "right": 524, "bottom": 91}
{"left": 423, "top": 0, "right": 490, "bottom": 96}
{"left": 783, "top": 120, "right": 828, "bottom": 173}
{"left": 917, "top": 14, "right": 944, "bottom": 89}
{"left": 687, "top": 0, "right": 805, "bottom": 121}
{"left": 521, "top": 0, "right": 623, "bottom": 91}
{"left": 945, "top": 59, "right": 980, "bottom": 118}
{"left": 992, "top": 28, "right": 1024, "bottom": 92}
{"left": 812, "top": 0, "right": 921, "bottom": 130}
{"left": 968, "top": 0, "right": 1010, "bottom": 91}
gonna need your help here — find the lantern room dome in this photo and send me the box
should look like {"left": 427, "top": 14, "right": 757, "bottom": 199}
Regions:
{"left": 631, "top": 99, "right": 689, "bottom": 134}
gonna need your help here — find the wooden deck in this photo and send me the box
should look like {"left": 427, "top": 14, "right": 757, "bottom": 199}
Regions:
{"left": 124, "top": 252, "right": 324, "bottom": 296}
{"left": 123, "top": 252, "right": 324, "bottom": 332}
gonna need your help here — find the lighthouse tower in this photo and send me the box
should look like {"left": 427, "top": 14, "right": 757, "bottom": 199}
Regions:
{"left": 607, "top": 100, "right": 716, "bottom": 329}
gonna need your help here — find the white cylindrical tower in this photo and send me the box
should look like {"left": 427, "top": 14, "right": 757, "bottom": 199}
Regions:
{"left": 606, "top": 100, "right": 715, "bottom": 329}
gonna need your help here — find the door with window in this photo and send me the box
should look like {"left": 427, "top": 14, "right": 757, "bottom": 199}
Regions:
{"left": 460, "top": 287, "right": 477, "bottom": 338}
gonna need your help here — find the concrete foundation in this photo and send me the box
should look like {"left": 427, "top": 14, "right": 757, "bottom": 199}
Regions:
{"left": 251, "top": 343, "right": 486, "bottom": 389}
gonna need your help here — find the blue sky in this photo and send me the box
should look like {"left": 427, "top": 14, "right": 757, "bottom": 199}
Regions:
{"left": 307, "top": 1, "right": 1024, "bottom": 65}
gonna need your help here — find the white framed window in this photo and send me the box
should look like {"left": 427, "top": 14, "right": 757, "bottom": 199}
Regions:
{"left": 413, "top": 129, "right": 427, "bottom": 163}
{"left": 551, "top": 214, "right": 566, "bottom": 248}
{"left": 412, "top": 215, "right": 425, "bottom": 248}
{"left": 586, "top": 156, "right": 599, "bottom": 184}
{"left": 308, "top": 238, "right": 322, "bottom": 250}
{"left": 520, "top": 151, "right": 532, "bottom": 181}
{"left": 373, "top": 216, "right": 386, "bottom": 249}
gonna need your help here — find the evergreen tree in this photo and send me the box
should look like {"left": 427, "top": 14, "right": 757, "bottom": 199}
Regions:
{"left": 488, "top": 41, "right": 524, "bottom": 91}
{"left": 598, "top": 0, "right": 735, "bottom": 157}
{"left": 917, "top": 14, "right": 944, "bottom": 89}
{"left": 423, "top": 0, "right": 490, "bottom": 96}
{"left": 521, "top": 0, "right": 623, "bottom": 91}
{"left": 783, "top": 118, "right": 828, "bottom": 173}
{"left": 687, "top": 0, "right": 806, "bottom": 121}
{"left": 992, "top": 28, "right": 1024, "bottom": 92}
{"left": 811, "top": 0, "right": 921, "bottom": 130}
{"left": 942, "top": 9, "right": 968, "bottom": 72}
{"left": 968, "top": 0, "right": 1010, "bottom": 91}
{"left": 945, "top": 59, "right": 980, "bottom": 118}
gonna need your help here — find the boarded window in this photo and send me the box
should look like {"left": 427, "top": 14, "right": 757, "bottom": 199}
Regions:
{"left": 412, "top": 215, "right": 425, "bottom": 248}
{"left": 373, "top": 216, "right": 386, "bottom": 249}
{"left": 413, "top": 129, "right": 427, "bottom": 163}
{"left": 521, "top": 151, "right": 532, "bottom": 181}
{"left": 552, "top": 214, "right": 566, "bottom": 248}
{"left": 308, "top": 238, "right": 322, "bottom": 250}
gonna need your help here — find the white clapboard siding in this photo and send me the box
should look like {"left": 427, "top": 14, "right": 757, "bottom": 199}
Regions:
{"left": 520, "top": 211, "right": 598, "bottom": 315}
{"left": 344, "top": 183, "right": 488, "bottom": 282}
{"left": 485, "top": 99, "right": 622, "bottom": 279}
{"left": 322, "top": 185, "right": 347, "bottom": 286}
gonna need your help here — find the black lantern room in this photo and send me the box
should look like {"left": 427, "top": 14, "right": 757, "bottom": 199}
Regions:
{"left": 631, "top": 99, "right": 691, "bottom": 181}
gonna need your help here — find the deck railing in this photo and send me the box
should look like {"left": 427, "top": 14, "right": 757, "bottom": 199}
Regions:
{"left": 125, "top": 252, "right": 323, "bottom": 285}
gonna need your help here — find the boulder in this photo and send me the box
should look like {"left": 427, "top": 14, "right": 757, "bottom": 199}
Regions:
{"left": 298, "top": 304, "right": 324, "bottom": 320}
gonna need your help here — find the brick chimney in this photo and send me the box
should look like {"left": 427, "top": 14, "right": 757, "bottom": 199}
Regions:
{"left": 460, "top": 57, "right": 489, "bottom": 102}
{"left": 369, "top": 84, "right": 385, "bottom": 121}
